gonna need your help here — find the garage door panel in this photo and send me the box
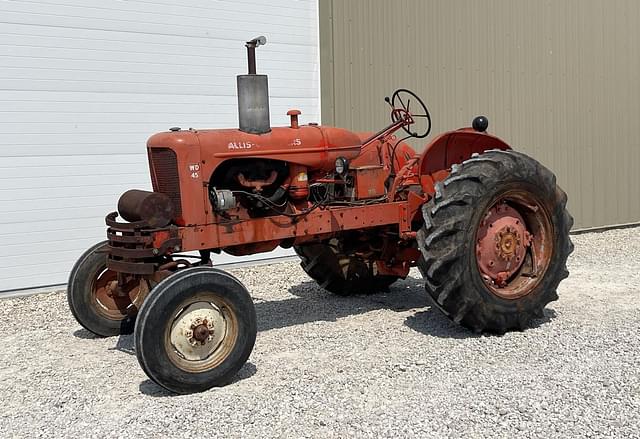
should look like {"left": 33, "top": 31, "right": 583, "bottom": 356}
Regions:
{"left": 1, "top": 89, "right": 318, "bottom": 106}
{"left": 1, "top": 226, "right": 105, "bottom": 247}
{"left": 3, "top": 217, "right": 115, "bottom": 236}
{"left": 20, "top": 0, "right": 314, "bottom": 21}
{"left": 0, "top": 154, "right": 148, "bottom": 168}
{"left": 0, "top": 204, "right": 120, "bottom": 226}
{"left": 1, "top": 251, "right": 86, "bottom": 270}
{"left": 0, "top": 121, "right": 237, "bottom": 134}
{"left": 0, "top": 161, "right": 144, "bottom": 178}
{"left": 0, "top": 16, "right": 318, "bottom": 47}
{"left": 0, "top": 143, "right": 149, "bottom": 157}
{"left": 0, "top": 0, "right": 318, "bottom": 291}
{"left": 0, "top": 12, "right": 316, "bottom": 46}
{"left": 0, "top": 34, "right": 317, "bottom": 64}
{"left": 4, "top": 100, "right": 237, "bottom": 114}
{"left": 0, "top": 173, "right": 150, "bottom": 191}
{"left": 4, "top": 98, "right": 319, "bottom": 115}
{"left": 0, "top": 182, "right": 150, "bottom": 202}
{"left": 0, "top": 108, "right": 317, "bottom": 130}
{"left": 1, "top": 109, "right": 318, "bottom": 125}
{"left": 2, "top": 194, "right": 124, "bottom": 212}
{"left": 0, "top": 2, "right": 317, "bottom": 38}
{"left": 0, "top": 50, "right": 319, "bottom": 76}
{"left": 1, "top": 78, "right": 318, "bottom": 99}
{"left": 1, "top": 267, "right": 77, "bottom": 292}
{"left": 1, "top": 257, "right": 101, "bottom": 291}
{"left": 5, "top": 0, "right": 316, "bottom": 24}
{"left": 0, "top": 58, "right": 319, "bottom": 86}
{"left": 4, "top": 236, "right": 109, "bottom": 258}
{"left": 0, "top": 49, "right": 318, "bottom": 74}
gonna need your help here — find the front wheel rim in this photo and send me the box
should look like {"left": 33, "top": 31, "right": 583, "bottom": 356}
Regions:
{"left": 165, "top": 293, "right": 239, "bottom": 373}
{"left": 475, "top": 190, "right": 554, "bottom": 300}
{"left": 92, "top": 268, "right": 144, "bottom": 320}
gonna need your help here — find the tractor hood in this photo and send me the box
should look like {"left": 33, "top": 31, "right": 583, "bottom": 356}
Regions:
{"left": 147, "top": 124, "right": 363, "bottom": 173}
{"left": 195, "top": 125, "right": 362, "bottom": 171}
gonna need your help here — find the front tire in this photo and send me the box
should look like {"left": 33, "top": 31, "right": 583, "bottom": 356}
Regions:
{"left": 67, "top": 241, "right": 145, "bottom": 337}
{"left": 418, "top": 150, "right": 574, "bottom": 333}
{"left": 134, "top": 267, "right": 257, "bottom": 394}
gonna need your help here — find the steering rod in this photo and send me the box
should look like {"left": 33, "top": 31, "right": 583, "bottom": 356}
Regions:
{"left": 361, "top": 111, "right": 413, "bottom": 149}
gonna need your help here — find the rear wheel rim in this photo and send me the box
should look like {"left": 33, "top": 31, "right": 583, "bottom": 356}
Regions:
{"left": 475, "top": 190, "right": 553, "bottom": 300}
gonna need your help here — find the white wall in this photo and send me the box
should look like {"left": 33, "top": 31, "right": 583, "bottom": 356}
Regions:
{"left": 0, "top": 0, "right": 320, "bottom": 291}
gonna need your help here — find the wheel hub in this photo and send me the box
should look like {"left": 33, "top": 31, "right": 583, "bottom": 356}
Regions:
{"left": 170, "top": 302, "right": 227, "bottom": 362}
{"left": 496, "top": 225, "right": 520, "bottom": 261}
{"left": 476, "top": 202, "right": 532, "bottom": 287}
{"left": 188, "top": 319, "right": 215, "bottom": 345}
{"left": 93, "top": 271, "right": 145, "bottom": 319}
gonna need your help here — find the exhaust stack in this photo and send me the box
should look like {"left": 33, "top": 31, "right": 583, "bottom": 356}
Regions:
{"left": 237, "top": 36, "right": 271, "bottom": 134}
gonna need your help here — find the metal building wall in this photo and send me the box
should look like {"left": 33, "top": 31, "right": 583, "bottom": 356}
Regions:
{"left": 320, "top": 0, "right": 640, "bottom": 229}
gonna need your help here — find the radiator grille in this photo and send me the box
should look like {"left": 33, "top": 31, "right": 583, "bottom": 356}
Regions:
{"left": 148, "top": 148, "right": 182, "bottom": 219}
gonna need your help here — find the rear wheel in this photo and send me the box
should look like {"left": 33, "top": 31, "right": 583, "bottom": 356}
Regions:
{"left": 67, "top": 241, "right": 147, "bottom": 337}
{"left": 418, "top": 150, "right": 573, "bottom": 333}
{"left": 134, "top": 267, "right": 257, "bottom": 394}
{"left": 294, "top": 242, "right": 399, "bottom": 295}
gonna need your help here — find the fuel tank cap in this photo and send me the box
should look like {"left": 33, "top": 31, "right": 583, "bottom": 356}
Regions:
{"left": 169, "top": 127, "right": 181, "bottom": 132}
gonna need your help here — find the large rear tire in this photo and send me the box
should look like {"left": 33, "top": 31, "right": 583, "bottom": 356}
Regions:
{"left": 67, "top": 241, "right": 145, "bottom": 337}
{"left": 134, "top": 267, "right": 257, "bottom": 394}
{"left": 418, "top": 150, "right": 573, "bottom": 333}
{"left": 294, "top": 242, "right": 399, "bottom": 296}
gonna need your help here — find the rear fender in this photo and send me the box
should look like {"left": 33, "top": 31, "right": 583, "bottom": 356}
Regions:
{"left": 418, "top": 128, "right": 511, "bottom": 196}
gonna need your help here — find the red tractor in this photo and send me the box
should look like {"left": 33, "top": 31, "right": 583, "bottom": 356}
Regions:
{"left": 68, "top": 37, "right": 573, "bottom": 394}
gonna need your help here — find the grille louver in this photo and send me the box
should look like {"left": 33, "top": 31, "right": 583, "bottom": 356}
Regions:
{"left": 149, "top": 148, "right": 182, "bottom": 220}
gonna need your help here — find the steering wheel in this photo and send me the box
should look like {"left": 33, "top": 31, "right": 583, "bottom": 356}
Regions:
{"left": 390, "top": 88, "right": 431, "bottom": 138}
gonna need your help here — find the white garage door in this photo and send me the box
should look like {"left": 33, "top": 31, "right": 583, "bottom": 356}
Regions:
{"left": 0, "top": 0, "right": 320, "bottom": 292}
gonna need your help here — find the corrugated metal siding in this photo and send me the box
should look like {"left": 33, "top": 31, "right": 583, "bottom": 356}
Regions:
{"left": 320, "top": 0, "right": 640, "bottom": 229}
{"left": 0, "top": 0, "right": 319, "bottom": 291}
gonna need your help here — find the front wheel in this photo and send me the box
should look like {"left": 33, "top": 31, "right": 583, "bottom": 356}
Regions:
{"left": 418, "top": 149, "right": 574, "bottom": 333}
{"left": 134, "top": 267, "right": 257, "bottom": 394}
{"left": 67, "top": 241, "right": 146, "bottom": 337}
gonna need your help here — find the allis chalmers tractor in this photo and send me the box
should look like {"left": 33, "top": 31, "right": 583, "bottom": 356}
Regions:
{"left": 68, "top": 37, "right": 573, "bottom": 394}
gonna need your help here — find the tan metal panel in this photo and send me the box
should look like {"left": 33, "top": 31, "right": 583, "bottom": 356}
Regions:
{"left": 320, "top": 0, "right": 640, "bottom": 229}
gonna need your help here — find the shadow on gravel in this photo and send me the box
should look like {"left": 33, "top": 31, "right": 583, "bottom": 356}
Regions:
{"left": 405, "top": 307, "right": 558, "bottom": 338}
{"left": 110, "top": 334, "right": 135, "bottom": 355}
{"left": 256, "top": 277, "right": 431, "bottom": 332}
{"left": 138, "top": 362, "right": 257, "bottom": 397}
{"left": 404, "top": 310, "right": 478, "bottom": 339}
{"left": 72, "top": 328, "right": 101, "bottom": 339}
{"left": 72, "top": 329, "right": 137, "bottom": 355}
{"left": 138, "top": 380, "right": 176, "bottom": 397}
{"left": 530, "top": 308, "right": 557, "bottom": 328}
{"left": 259, "top": 276, "right": 558, "bottom": 339}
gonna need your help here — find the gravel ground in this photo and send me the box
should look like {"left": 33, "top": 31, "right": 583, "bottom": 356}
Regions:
{"left": 1, "top": 227, "right": 639, "bottom": 438}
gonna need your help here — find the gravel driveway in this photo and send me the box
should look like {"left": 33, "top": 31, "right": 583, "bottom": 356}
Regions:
{"left": 1, "top": 228, "right": 639, "bottom": 438}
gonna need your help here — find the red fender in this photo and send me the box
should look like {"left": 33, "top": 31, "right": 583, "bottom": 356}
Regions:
{"left": 418, "top": 128, "right": 511, "bottom": 196}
